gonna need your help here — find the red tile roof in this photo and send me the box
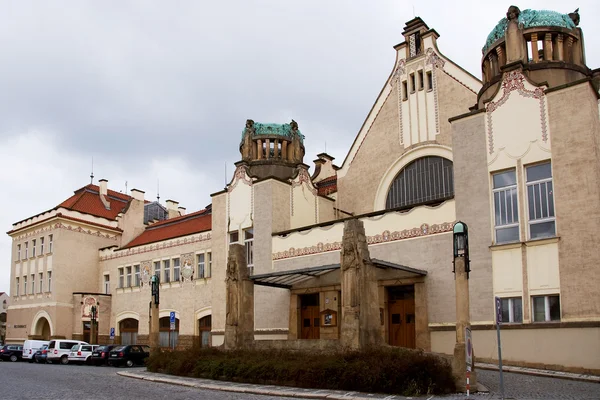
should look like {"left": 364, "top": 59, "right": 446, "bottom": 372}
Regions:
{"left": 316, "top": 175, "right": 337, "bottom": 196}
{"left": 58, "top": 184, "right": 132, "bottom": 221}
{"left": 122, "top": 209, "right": 211, "bottom": 249}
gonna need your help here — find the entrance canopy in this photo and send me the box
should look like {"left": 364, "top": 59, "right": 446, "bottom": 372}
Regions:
{"left": 251, "top": 259, "right": 427, "bottom": 289}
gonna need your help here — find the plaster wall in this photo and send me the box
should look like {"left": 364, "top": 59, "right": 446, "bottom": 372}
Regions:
{"left": 210, "top": 193, "right": 227, "bottom": 345}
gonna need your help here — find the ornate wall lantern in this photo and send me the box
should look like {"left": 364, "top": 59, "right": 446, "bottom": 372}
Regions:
{"left": 453, "top": 221, "right": 471, "bottom": 277}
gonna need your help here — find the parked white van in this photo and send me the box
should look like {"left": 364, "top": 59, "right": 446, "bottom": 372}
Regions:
{"left": 22, "top": 340, "right": 49, "bottom": 362}
{"left": 46, "top": 340, "right": 88, "bottom": 365}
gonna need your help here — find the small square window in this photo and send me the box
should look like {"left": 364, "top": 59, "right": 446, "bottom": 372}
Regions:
{"left": 532, "top": 295, "right": 560, "bottom": 322}
{"left": 402, "top": 81, "right": 408, "bottom": 101}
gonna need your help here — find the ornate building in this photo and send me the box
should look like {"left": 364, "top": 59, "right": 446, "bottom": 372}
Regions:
{"left": 5, "top": 7, "right": 599, "bottom": 374}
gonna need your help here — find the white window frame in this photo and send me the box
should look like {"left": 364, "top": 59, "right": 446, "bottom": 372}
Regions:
{"left": 207, "top": 252, "right": 212, "bottom": 278}
{"left": 134, "top": 265, "right": 140, "bottom": 287}
{"left": 532, "top": 294, "right": 561, "bottom": 322}
{"left": 492, "top": 169, "right": 520, "bottom": 243}
{"left": 153, "top": 261, "right": 161, "bottom": 280}
{"left": 526, "top": 162, "right": 556, "bottom": 239}
{"left": 25, "top": 242, "right": 29, "bottom": 259}
{"left": 163, "top": 260, "right": 171, "bottom": 283}
{"left": 47, "top": 271, "right": 52, "bottom": 292}
{"left": 16, "top": 277, "right": 20, "bottom": 296}
{"left": 39, "top": 272, "right": 43, "bottom": 293}
{"left": 118, "top": 268, "right": 124, "bottom": 288}
{"left": 17, "top": 244, "right": 21, "bottom": 261}
{"left": 23, "top": 276, "right": 27, "bottom": 294}
{"left": 244, "top": 228, "right": 254, "bottom": 274}
{"left": 229, "top": 231, "right": 239, "bottom": 246}
{"left": 49, "top": 234, "right": 53, "bottom": 253}
{"left": 104, "top": 274, "right": 110, "bottom": 294}
{"left": 173, "top": 258, "right": 180, "bottom": 282}
{"left": 32, "top": 239, "right": 36, "bottom": 257}
{"left": 40, "top": 237, "right": 44, "bottom": 254}
{"left": 196, "top": 253, "right": 205, "bottom": 279}
{"left": 31, "top": 274, "right": 35, "bottom": 294}
{"left": 126, "top": 266, "right": 132, "bottom": 287}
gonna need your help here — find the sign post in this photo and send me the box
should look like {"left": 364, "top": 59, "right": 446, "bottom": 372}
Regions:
{"left": 495, "top": 296, "right": 505, "bottom": 400}
{"left": 169, "top": 311, "right": 176, "bottom": 350}
{"left": 465, "top": 327, "right": 472, "bottom": 397}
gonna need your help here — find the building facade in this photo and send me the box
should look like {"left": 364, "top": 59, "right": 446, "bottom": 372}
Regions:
{"left": 5, "top": 7, "right": 600, "bottom": 374}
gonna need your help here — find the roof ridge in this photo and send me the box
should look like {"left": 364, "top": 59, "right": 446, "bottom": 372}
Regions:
{"left": 145, "top": 209, "right": 208, "bottom": 229}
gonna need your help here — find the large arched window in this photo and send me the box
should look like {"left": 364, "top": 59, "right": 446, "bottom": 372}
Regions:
{"left": 159, "top": 317, "right": 179, "bottom": 348}
{"left": 386, "top": 156, "right": 454, "bottom": 209}
{"left": 120, "top": 318, "right": 139, "bottom": 345}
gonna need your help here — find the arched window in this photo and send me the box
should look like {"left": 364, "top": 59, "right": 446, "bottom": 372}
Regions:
{"left": 386, "top": 156, "right": 454, "bottom": 209}
{"left": 119, "top": 318, "right": 139, "bottom": 345}
{"left": 198, "top": 316, "right": 211, "bottom": 348}
{"left": 159, "top": 317, "right": 179, "bottom": 348}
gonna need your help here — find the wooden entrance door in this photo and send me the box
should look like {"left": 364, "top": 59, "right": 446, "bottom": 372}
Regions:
{"left": 388, "top": 286, "right": 416, "bottom": 348}
{"left": 300, "top": 293, "right": 320, "bottom": 339}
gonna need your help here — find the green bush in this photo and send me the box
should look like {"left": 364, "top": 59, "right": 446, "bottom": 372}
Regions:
{"left": 146, "top": 346, "right": 455, "bottom": 396}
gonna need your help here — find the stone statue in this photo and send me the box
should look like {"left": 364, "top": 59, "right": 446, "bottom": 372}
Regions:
{"left": 225, "top": 255, "right": 238, "bottom": 326}
{"left": 290, "top": 119, "right": 298, "bottom": 132}
{"left": 245, "top": 119, "right": 254, "bottom": 129}
{"left": 506, "top": 5, "right": 520, "bottom": 21}
{"left": 569, "top": 8, "right": 580, "bottom": 26}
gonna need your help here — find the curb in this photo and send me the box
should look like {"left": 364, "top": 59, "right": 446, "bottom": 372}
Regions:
{"left": 475, "top": 363, "right": 600, "bottom": 384}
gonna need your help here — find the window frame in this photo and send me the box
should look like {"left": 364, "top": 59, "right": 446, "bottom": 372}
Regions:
{"left": 163, "top": 260, "right": 171, "bottom": 283}
{"left": 118, "top": 267, "right": 124, "bottom": 289}
{"left": 525, "top": 161, "right": 556, "bottom": 240}
{"left": 173, "top": 258, "right": 180, "bottom": 282}
{"left": 40, "top": 237, "right": 44, "bottom": 254}
{"left": 32, "top": 239, "right": 36, "bottom": 257}
{"left": 31, "top": 273, "right": 35, "bottom": 294}
{"left": 48, "top": 234, "right": 53, "bottom": 253}
{"left": 196, "top": 253, "right": 205, "bottom": 279}
{"left": 532, "top": 294, "right": 561, "bottom": 322}
{"left": 47, "top": 271, "right": 52, "bottom": 292}
{"left": 104, "top": 274, "right": 110, "bottom": 294}
{"left": 17, "top": 244, "right": 21, "bottom": 261}
{"left": 492, "top": 169, "right": 520, "bottom": 244}
{"left": 134, "top": 265, "right": 140, "bottom": 287}
{"left": 16, "top": 277, "right": 20, "bottom": 296}
{"left": 23, "top": 276, "right": 27, "bottom": 294}
{"left": 126, "top": 266, "right": 132, "bottom": 287}
{"left": 244, "top": 228, "right": 254, "bottom": 274}
{"left": 500, "top": 297, "right": 523, "bottom": 323}
{"left": 39, "top": 272, "right": 43, "bottom": 293}
{"left": 25, "top": 242, "right": 29, "bottom": 259}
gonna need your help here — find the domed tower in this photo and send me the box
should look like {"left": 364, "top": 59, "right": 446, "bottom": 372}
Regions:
{"left": 478, "top": 6, "right": 593, "bottom": 107}
{"left": 239, "top": 119, "right": 306, "bottom": 180}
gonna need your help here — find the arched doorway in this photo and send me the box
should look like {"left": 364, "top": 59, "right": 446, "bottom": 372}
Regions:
{"left": 34, "top": 317, "right": 51, "bottom": 340}
{"left": 198, "top": 316, "right": 211, "bottom": 347}
{"left": 159, "top": 317, "right": 179, "bottom": 348}
{"left": 119, "top": 318, "right": 139, "bottom": 345}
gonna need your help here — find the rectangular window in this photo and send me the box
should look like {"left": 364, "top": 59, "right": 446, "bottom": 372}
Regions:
{"left": 24, "top": 276, "right": 27, "bottom": 294}
{"left": 126, "top": 266, "right": 132, "bottom": 287}
{"left": 49, "top": 234, "right": 53, "bottom": 253}
{"left": 104, "top": 274, "right": 110, "bottom": 294}
{"left": 32, "top": 239, "right": 36, "bottom": 257}
{"left": 500, "top": 297, "right": 523, "bottom": 323}
{"left": 39, "top": 273, "right": 43, "bottom": 293}
{"left": 16, "top": 277, "right": 20, "bottom": 296}
{"left": 173, "top": 258, "right": 180, "bottom": 282}
{"left": 47, "top": 271, "right": 52, "bottom": 292}
{"left": 244, "top": 228, "right": 254, "bottom": 274}
{"left": 427, "top": 71, "right": 433, "bottom": 90}
{"left": 40, "top": 237, "right": 44, "bottom": 254}
{"left": 154, "top": 261, "right": 161, "bottom": 279}
{"left": 526, "top": 162, "right": 555, "bottom": 239}
{"left": 532, "top": 295, "right": 560, "bottom": 322}
{"left": 118, "top": 268, "right": 124, "bottom": 288}
{"left": 31, "top": 274, "right": 35, "bottom": 294}
{"left": 17, "top": 244, "right": 21, "bottom": 261}
{"left": 492, "top": 170, "right": 519, "bottom": 243}
{"left": 402, "top": 81, "right": 408, "bottom": 100}
{"left": 25, "top": 242, "right": 29, "bottom": 259}
{"left": 229, "top": 231, "right": 239, "bottom": 246}
{"left": 197, "top": 253, "right": 205, "bottom": 278}
{"left": 410, "top": 73, "right": 415, "bottom": 93}
{"left": 134, "top": 265, "right": 140, "bottom": 287}
{"left": 163, "top": 260, "right": 171, "bottom": 283}
{"left": 207, "top": 252, "right": 212, "bottom": 278}
{"left": 418, "top": 70, "right": 424, "bottom": 90}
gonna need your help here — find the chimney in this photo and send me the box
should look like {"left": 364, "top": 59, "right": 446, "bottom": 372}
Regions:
{"left": 99, "top": 179, "right": 108, "bottom": 196}
{"left": 178, "top": 206, "right": 186, "bottom": 216}
{"left": 166, "top": 199, "right": 180, "bottom": 219}
{"left": 131, "top": 189, "right": 145, "bottom": 202}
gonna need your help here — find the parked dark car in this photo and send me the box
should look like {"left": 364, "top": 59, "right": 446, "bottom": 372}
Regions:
{"left": 108, "top": 345, "right": 150, "bottom": 367}
{"left": 33, "top": 344, "right": 49, "bottom": 363}
{"left": 90, "top": 345, "right": 116, "bottom": 366}
{"left": 0, "top": 345, "right": 23, "bottom": 362}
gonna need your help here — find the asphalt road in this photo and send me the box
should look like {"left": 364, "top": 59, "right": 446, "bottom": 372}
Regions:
{"left": 0, "top": 361, "right": 310, "bottom": 400}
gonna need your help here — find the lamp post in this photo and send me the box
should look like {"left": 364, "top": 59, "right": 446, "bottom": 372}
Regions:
{"left": 90, "top": 305, "right": 97, "bottom": 344}
{"left": 452, "top": 221, "right": 477, "bottom": 393}
{"left": 149, "top": 273, "right": 160, "bottom": 350}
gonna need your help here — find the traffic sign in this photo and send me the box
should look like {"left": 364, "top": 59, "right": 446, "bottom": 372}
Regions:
{"left": 109, "top": 327, "right": 115, "bottom": 339}
{"left": 169, "top": 311, "right": 175, "bottom": 324}
{"left": 465, "top": 327, "right": 472, "bottom": 368}
{"left": 495, "top": 296, "right": 502, "bottom": 325}
{"left": 170, "top": 322, "right": 176, "bottom": 331}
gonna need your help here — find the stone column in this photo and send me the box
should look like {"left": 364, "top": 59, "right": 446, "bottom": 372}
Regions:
{"left": 224, "top": 244, "right": 255, "bottom": 350}
{"left": 414, "top": 281, "right": 430, "bottom": 351}
{"left": 265, "top": 139, "right": 270, "bottom": 159}
{"left": 274, "top": 139, "right": 280, "bottom": 159}
{"left": 339, "top": 219, "right": 382, "bottom": 350}
{"left": 281, "top": 141, "right": 287, "bottom": 160}
{"left": 530, "top": 34, "right": 539, "bottom": 62}
{"left": 256, "top": 139, "right": 263, "bottom": 160}
{"left": 149, "top": 303, "right": 159, "bottom": 350}
{"left": 495, "top": 45, "right": 505, "bottom": 69}
{"left": 555, "top": 34, "right": 564, "bottom": 61}
{"left": 452, "top": 257, "right": 477, "bottom": 391}
{"left": 544, "top": 33, "right": 553, "bottom": 61}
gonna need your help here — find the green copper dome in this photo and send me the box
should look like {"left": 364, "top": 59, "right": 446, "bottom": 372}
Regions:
{"left": 483, "top": 9, "right": 576, "bottom": 53}
{"left": 241, "top": 122, "right": 305, "bottom": 143}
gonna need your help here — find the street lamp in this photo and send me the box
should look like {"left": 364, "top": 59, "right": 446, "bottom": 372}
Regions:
{"left": 453, "top": 221, "right": 470, "bottom": 278}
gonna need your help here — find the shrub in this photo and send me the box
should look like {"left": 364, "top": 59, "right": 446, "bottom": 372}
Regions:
{"left": 146, "top": 346, "right": 455, "bottom": 396}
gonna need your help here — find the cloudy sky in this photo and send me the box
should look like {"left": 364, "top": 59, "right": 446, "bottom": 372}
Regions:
{"left": 1, "top": 1, "right": 598, "bottom": 294}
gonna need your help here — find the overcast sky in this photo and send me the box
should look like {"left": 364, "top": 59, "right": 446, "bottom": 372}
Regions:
{"left": 1, "top": 1, "right": 598, "bottom": 294}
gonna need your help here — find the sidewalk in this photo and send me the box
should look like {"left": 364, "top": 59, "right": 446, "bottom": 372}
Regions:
{"left": 476, "top": 362, "right": 600, "bottom": 383}
{"left": 118, "top": 369, "right": 490, "bottom": 399}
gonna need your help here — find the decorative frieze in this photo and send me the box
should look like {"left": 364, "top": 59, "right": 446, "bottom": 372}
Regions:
{"left": 99, "top": 232, "right": 211, "bottom": 261}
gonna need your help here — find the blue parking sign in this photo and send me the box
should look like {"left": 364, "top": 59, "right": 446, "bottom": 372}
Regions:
{"left": 109, "top": 327, "right": 115, "bottom": 339}
{"left": 170, "top": 311, "right": 175, "bottom": 324}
